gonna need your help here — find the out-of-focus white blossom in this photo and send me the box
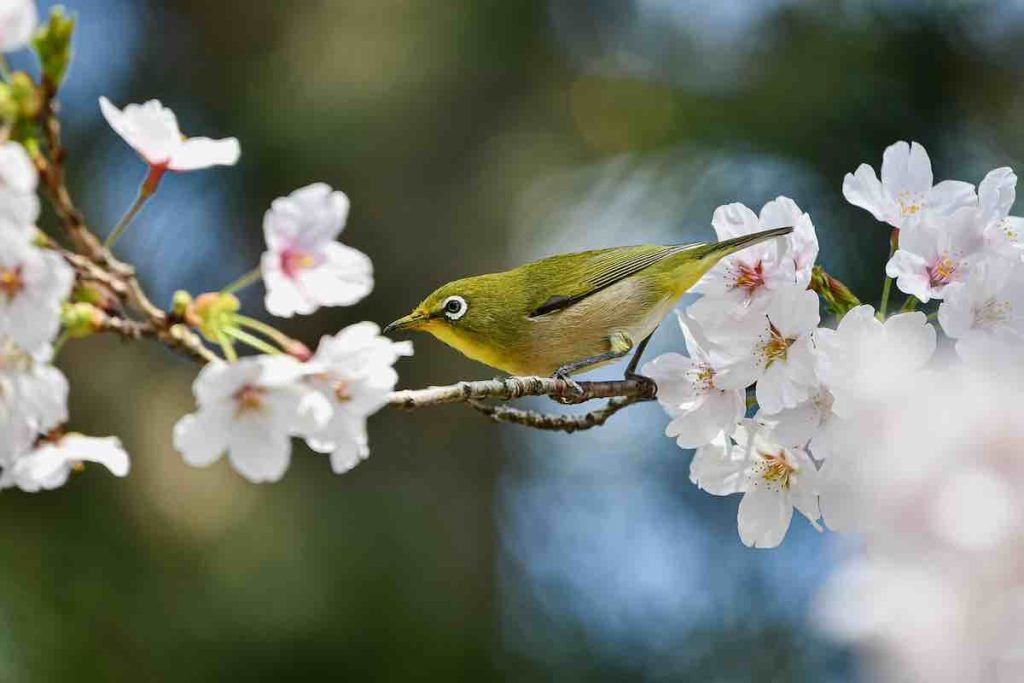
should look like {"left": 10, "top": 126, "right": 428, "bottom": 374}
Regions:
{"left": 712, "top": 284, "right": 821, "bottom": 414}
{"left": 842, "top": 140, "right": 976, "bottom": 229}
{"left": 815, "top": 305, "right": 935, "bottom": 418}
{"left": 0, "top": 141, "right": 40, "bottom": 228}
{"left": 938, "top": 258, "right": 1024, "bottom": 365}
{"left": 642, "top": 312, "right": 745, "bottom": 449}
{"left": 303, "top": 323, "right": 412, "bottom": 474}
{"left": 1, "top": 435, "right": 130, "bottom": 492}
{"left": 173, "top": 356, "right": 330, "bottom": 483}
{"left": 815, "top": 369, "right": 1024, "bottom": 682}
{"left": 99, "top": 97, "right": 241, "bottom": 173}
{"left": 0, "top": 230, "right": 74, "bottom": 353}
{"left": 691, "top": 420, "right": 819, "bottom": 548}
{"left": 0, "top": 0, "right": 37, "bottom": 53}
{"left": 260, "top": 183, "right": 374, "bottom": 318}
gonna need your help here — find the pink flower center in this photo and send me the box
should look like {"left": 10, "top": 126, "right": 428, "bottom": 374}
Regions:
{"left": 233, "top": 384, "right": 266, "bottom": 415}
{"left": 927, "top": 254, "right": 959, "bottom": 287}
{"left": 0, "top": 266, "right": 23, "bottom": 300}
{"left": 731, "top": 261, "right": 765, "bottom": 294}
{"left": 756, "top": 321, "right": 794, "bottom": 367}
{"left": 281, "top": 249, "right": 317, "bottom": 279}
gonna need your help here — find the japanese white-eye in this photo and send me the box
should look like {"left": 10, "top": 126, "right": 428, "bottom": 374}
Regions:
{"left": 385, "top": 227, "right": 792, "bottom": 378}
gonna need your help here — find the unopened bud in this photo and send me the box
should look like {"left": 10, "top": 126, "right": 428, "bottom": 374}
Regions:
{"left": 190, "top": 292, "right": 240, "bottom": 342}
{"left": 283, "top": 339, "right": 312, "bottom": 362}
{"left": 8, "top": 72, "right": 40, "bottom": 119}
{"left": 810, "top": 265, "right": 861, "bottom": 317}
{"left": 72, "top": 282, "right": 118, "bottom": 313}
{"left": 171, "top": 290, "right": 193, "bottom": 319}
{"left": 61, "top": 302, "right": 103, "bottom": 338}
{"left": 32, "top": 6, "right": 76, "bottom": 88}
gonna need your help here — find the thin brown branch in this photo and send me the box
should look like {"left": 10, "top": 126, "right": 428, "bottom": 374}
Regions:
{"left": 34, "top": 84, "right": 213, "bottom": 365}
{"left": 466, "top": 396, "right": 643, "bottom": 433}
{"left": 388, "top": 376, "right": 657, "bottom": 433}
{"left": 389, "top": 375, "right": 657, "bottom": 408}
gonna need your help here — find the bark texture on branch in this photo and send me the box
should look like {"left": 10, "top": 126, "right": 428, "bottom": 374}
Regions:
{"left": 388, "top": 376, "right": 657, "bottom": 433}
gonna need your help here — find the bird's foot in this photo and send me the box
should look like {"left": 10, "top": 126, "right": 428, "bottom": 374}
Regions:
{"left": 552, "top": 369, "right": 585, "bottom": 404}
{"left": 624, "top": 372, "right": 658, "bottom": 399}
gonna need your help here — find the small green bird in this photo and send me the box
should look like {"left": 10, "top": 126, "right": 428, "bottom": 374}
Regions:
{"left": 384, "top": 226, "right": 793, "bottom": 381}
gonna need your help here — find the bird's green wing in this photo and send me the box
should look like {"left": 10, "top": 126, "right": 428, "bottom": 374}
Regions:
{"left": 524, "top": 244, "right": 695, "bottom": 317}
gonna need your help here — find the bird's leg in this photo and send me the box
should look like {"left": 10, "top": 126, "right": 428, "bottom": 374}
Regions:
{"left": 552, "top": 332, "right": 634, "bottom": 402}
{"left": 623, "top": 330, "right": 657, "bottom": 398}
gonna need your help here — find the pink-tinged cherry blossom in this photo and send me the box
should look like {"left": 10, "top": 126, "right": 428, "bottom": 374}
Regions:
{"left": 2, "top": 435, "right": 130, "bottom": 492}
{"left": 938, "top": 258, "right": 1024, "bottom": 366}
{"left": 711, "top": 284, "right": 821, "bottom": 414}
{"left": 755, "top": 384, "right": 841, "bottom": 461}
{"left": 260, "top": 183, "right": 374, "bottom": 318}
{"left": 885, "top": 207, "right": 987, "bottom": 303}
{"left": 302, "top": 322, "right": 413, "bottom": 474}
{"left": 173, "top": 356, "right": 331, "bottom": 483}
{"left": 0, "top": 230, "right": 74, "bottom": 353}
{"left": 642, "top": 312, "right": 745, "bottom": 449}
{"left": 0, "top": 0, "right": 37, "bottom": 53}
{"left": 691, "top": 419, "right": 820, "bottom": 549}
{"left": 99, "top": 97, "right": 241, "bottom": 191}
{"left": 842, "top": 141, "right": 976, "bottom": 229}
{"left": 0, "top": 338, "right": 68, "bottom": 455}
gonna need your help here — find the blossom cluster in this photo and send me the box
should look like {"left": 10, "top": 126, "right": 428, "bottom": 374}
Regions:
{"left": 0, "top": 0, "right": 411, "bottom": 488}
{"left": 644, "top": 140, "right": 1024, "bottom": 548}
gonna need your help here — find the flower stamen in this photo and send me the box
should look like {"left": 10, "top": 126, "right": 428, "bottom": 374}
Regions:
{"left": 0, "top": 266, "right": 24, "bottom": 299}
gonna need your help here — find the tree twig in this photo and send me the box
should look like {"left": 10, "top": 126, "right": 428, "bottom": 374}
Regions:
{"left": 388, "top": 376, "right": 657, "bottom": 433}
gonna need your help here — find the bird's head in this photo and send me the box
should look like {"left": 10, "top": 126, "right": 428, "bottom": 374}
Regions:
{"left": 384, "top": 274, "right": 507, "bottom": 354}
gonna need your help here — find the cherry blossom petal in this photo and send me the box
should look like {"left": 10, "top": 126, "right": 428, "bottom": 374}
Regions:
{"left": 738, "top": 486, "right": 793, "bottom": 548}
{"left": 168, "top": 136, "right": 241, "bottom": 171}
{"left": 689, "top": 437, "right": 748, "bottom": 496}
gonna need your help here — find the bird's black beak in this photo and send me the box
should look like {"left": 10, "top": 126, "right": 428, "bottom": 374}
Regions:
{"left": 384, "top": 310, "right": 430, "bottom": 335}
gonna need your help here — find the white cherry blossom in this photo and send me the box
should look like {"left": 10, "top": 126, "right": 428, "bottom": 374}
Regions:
{"left": 0, "top": 339, "right": 68, "bottom": 450}
{"left": 755, "top": 384, "right": 841, "bottom": 461}
{"left": 691, "top": 420, "right": 820, "bottom": 548}
{"left": 99, "top": 97, "right": 241, "bottom": 175}
{"left": 885, "top": 207, "right": 987, "bottom": 302}
{"left": 0, "top": 141, "right": 40, "bottom": 227}
{"left": 690, "top": 197, "right": 803, "bottom": 312}
{"left": 0, "top": 0, "right": 37, "bottom": 53}
{"left": 0, "top": 230, "right": 74, "bottom": 353}
{"left": 938, "top": 258, "right": 1024, "bottom": 366}
{"left": 815, "top": 305, "right": 936, "bottom": 419}
{"left": 2, "top": 435, "right": 130, "bottom": 492}
{"left": 302, "top": 322, "right": 412, "bottom": 474}
{"left": 261, "top": 183, "right": 374, "bottom": 318}
{"left": 173, "top": 356, "right": 330, "bottom": 483}
{"left": 642, "top": 312, "right": 745, "bottom": 449}
{"left": 842, "top": 140, "right": 976, "bottom": 229}
{"left": 712, "top": 284, "right": 821, "bottom": 414}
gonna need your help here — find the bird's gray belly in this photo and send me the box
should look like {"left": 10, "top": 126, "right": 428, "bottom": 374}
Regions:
{"left": 520, "top": 277, "right": 676, "bottom": 375}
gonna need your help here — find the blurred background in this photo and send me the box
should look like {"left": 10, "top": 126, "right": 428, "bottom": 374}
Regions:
{"left": 4, "top": 0, "right": 1024, "bottom": 679}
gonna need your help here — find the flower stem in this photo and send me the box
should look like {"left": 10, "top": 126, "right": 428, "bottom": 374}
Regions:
{"left": 104, "top": 188, "right": 152, "bottom": 249}
{"left": 220, "top": 267, "right": 262, "bottom": 295}
{"left": 0, "top": 56, "right": 11, "bottom": 82}
{"left": 217, "top": 333, "right": 237, "bottom": 362}
{"left": 52, "top": 329, "right": 71, "bottom": 357}
{"left": 224, "top": 326, "right": 281, "bottom": 356}
{"left": 233, "top": 314, "right": 292, "bottom": 348}
{"left": 900, "top": 295, "right": 919, "bottom": 312}
{"left": 877, "top": 231, "right": 897, "bottom": 320}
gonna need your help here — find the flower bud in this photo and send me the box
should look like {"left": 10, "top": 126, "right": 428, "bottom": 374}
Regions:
{"left": 190, "top": 292, "right": 240, "bottom": 342}
{"left": 72, "top": 281, "right": 119, "bottom": 313}
{"left": 283, "top": 339, "right": 312, "bottom": 362}
{"left": 8, "top": 72, "right": 41, "bottom": 120}
{"left": 171, "top": 290, "right": 193, "bottom": 319}
{"left": 810, "top": 265, "right": 861, "bottom": 317}
{"left": 60, "top": 302, "right": 103, "bottom": 339}
{"left": 32, "top": 6, "right": 76, "bottom": 88}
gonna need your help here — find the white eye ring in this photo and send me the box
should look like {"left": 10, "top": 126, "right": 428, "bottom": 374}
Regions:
{"left": 442, "top": 295, "right": 468, "bottom": 320}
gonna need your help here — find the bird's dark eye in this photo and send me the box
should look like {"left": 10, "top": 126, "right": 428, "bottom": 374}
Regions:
{"left": 442, "top": 295, "right": 467, "bottom": 320}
